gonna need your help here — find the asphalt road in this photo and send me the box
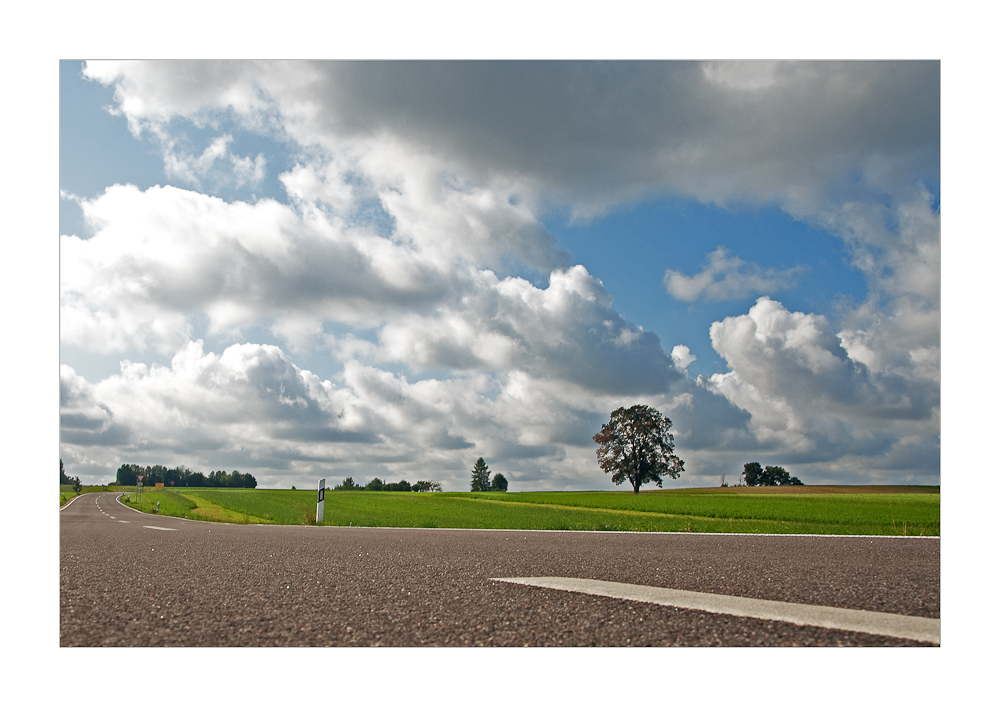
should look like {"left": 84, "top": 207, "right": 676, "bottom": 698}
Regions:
{"left": 60, "top": 492, "right": 940, "bottom": 647}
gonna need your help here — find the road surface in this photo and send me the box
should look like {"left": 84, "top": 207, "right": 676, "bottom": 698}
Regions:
{"left": 60, "top": 492, "right": 939, "bottom": 646}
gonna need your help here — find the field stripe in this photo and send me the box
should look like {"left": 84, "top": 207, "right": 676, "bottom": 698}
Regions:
{"left": 491, "top": 576, "right": 940, "bottom": 644}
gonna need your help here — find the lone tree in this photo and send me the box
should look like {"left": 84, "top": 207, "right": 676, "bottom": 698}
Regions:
{"left": 594, "top": 405, "right": 684, "bottom": 493}
{"left": 490, "top": 472, "right": 508, "bottom": 492}
{"left": 470, "top": 458, "right": 491, "bottom": 492}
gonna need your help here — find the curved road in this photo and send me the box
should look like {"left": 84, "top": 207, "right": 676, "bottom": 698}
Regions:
{"left": 60, "top": 492, "right": 939, "bottom": 646}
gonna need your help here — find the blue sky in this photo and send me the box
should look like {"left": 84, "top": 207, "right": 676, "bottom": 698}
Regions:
{"left": 544, "top": 200, "right": 870, "bottom": 379}
{"left": 59, "top": 60, "right": 940, "bottom": 490}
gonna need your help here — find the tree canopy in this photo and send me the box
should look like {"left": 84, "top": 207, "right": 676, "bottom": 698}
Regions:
{"left": 742, "top": 462, "right": 803, "bottom": 486}
{"left": 594, "top": 405, "right": 684, "bottom": 493}
{"left": 490, "top": 472, "right": 508, "bottom": 492}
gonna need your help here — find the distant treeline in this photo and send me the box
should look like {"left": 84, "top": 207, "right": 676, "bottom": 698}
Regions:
{"left": 334, "top": 477, "right": 441, "bottom": 492}
{"left": 116, "top": 463, "right": 257, "bottom": 488}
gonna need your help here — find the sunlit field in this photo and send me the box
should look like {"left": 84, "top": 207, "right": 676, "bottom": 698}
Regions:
{"left": 117, "top": 486, "right": 939, "bottom": 536}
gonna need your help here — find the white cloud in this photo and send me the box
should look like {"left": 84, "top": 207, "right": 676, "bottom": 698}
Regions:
{"left": 83, "top": 60, "right": 938, "bottom": 224}
{"left": 60, "top": 365, "right": 126, "bottom": 446}
{"left": 160, "top": 133, "right": 266, "bottom": 191}
{"left": 704, "top": 297, "right": 938, "bottom": 470}
{"left": 671, "top": 345, "right": 696, "bottom": 369}
{"left": 61, "top": 342, "right": 379, "bottom": 481}
{"left": 822, "top": 187, "right": 940, "bottom": 389}
{"left": 61, "top": 61, "right": 939, "bottom": 488}
{"left": 664, "top": 247, "right": 805, "bottom": 301}
{"left": 60, "top": 183, "right": 453, "bottom": 351}
{"left": 701, "top": 60, "right": 784, "bottom": 92}
{"left": 61, "top": 181, "right": 680, "bottom": 396}
{"left": 83, "top": 60, "right": 274, "bottom": 136}
{"left": 376, "top": 265, "right": 682, "bottom": 394}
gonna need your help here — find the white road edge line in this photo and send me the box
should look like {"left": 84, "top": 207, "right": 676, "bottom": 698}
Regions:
{"left": 491, "top": 576, "right": 940, "bottom": 645}
{"left": 142, "top": 526, "right": 177, "bottom": 531}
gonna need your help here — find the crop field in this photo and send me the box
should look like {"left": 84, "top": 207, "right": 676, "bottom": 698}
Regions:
{"left": 117, "top": 485, "right": 939, "bottom": 536}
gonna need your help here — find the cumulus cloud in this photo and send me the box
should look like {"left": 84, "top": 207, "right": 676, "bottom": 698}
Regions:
{"left": 161, "top": 133, "right": 266, "bottom": 191}
{"left": 820, "top": 187, "right": 941, "bottom": 392}
{"left": 60, "top": 183, "right": 452, "bottom": 351}
{"left": 361, "top": 142, "right": 572, "bottom": 272}
{"left": 83, "top": 60, "right": 938, "bottom": 218}
{"left": 671, "top": 345, "right": 696, "bottom": 369}
{"left": 61, "top": 342, "right": 376, "bottom": 480}
{"left": 378, "top": 266, "right": 682, "bottom": 394}
{"left": 704, "top": 297, "right": 938, "bottom": 472}
{"left": 60, "top": 60, "right": 939, "bottom": 487}
{"left": 60, "top": 181, "right": 678, "bottom": 399}
{"left": 81, "top": 60, "right": 939, "bottom": 308}
{"left": 60, "top": 365, "right": 130, "bottom": 446}
{"left": 82, "top": 60, "right": 274, "bottom": 136}
{"left": 664, "top": 247, "right": 806, "bottom": 301}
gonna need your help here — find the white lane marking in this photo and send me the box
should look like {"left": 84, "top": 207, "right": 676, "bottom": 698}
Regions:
{"left": 491, "top": 576, "right": 940, "bottom": 645}
{"left": 119, "top": 521, "right": 129, "bottom": 523}
{"left": 142, "top": 526, "right": 177, "bottom": 531}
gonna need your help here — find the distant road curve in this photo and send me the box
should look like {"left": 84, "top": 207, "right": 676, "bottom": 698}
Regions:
{"left": 60, "top": 492, "right": 939, "bottom": 646}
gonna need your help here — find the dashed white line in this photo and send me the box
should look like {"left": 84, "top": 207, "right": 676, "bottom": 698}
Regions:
{"left": 142, "top": 526, "right": 177, "bottom": 532}
{"left": 491, "top": 576, "right": 940, "bottom": 645}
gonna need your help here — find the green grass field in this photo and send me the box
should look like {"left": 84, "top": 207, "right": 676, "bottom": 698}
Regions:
{"left": 116, "top": 485, "right": 939, "bottom": 536}
{"left": 60, "top": 484, "right": 114, "bottom": 507}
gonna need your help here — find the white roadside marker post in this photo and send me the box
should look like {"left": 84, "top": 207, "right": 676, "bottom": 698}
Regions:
{"left": 316, "top": 478, "right": 325, "bottom": 524}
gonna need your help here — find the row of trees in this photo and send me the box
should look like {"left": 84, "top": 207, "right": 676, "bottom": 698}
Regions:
{"left": 115, "top": 463, "right": 258, "bottom": 488}
{"left": 470, "top": 458, "right": 508, "bottom": 492}
{"left": 333, "top": 477, "right": 443, "bottom": 492}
